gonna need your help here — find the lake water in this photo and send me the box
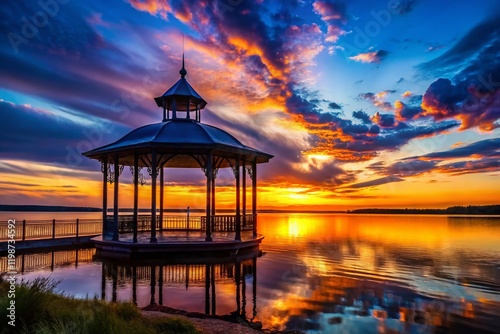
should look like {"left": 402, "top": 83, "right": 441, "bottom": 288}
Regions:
{"left": 2, "top": 213, "right": 500, "bottom": 333}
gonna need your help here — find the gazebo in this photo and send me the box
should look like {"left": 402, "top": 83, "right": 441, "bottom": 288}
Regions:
{"left": 83, "top": 57, "right": 273, "bottom": 257}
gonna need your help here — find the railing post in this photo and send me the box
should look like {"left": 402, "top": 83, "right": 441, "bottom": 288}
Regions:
{"left": 52, "top": 219, "right": 56, "bottom": 239}
{"left": 22, "top": 219, "right": 26, "bottom": 241}
{"left": 76, "top": 218, "right": 79, "bottom": 239}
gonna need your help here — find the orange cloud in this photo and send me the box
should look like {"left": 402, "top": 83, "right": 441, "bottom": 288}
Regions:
{"left": 312, "top": 0, "right": 347, "bottom": 42}
{"left": 128, "top": 0, "right": 172, "bottom": 18}
{"left": 349, "top": 50, "right": 388, "bottom": 63}
{"left": 402, "top": 90, "right": 412, "bottom": 98}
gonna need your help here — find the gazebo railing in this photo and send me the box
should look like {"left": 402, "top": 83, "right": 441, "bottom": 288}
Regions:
{"left": 108, "top": 215, "right": 203, "bottom": 232}
{"left": 109, "top": 214, "right": 254, "bottom": 233}
{"left": 200, "top": 214, "right": 254, "bottom": 232}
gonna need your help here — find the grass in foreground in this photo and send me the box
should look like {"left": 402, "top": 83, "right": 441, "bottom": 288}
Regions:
{"left": 0, "top": 276, "right": 200, "bottom": 334}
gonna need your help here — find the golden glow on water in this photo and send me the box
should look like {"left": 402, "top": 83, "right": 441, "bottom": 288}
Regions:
{"left": 256, "top": 213, "right": 500, "bottom": 331}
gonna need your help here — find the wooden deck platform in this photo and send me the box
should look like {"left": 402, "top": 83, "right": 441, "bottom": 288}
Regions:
{"left": 92, "top": 230, "right": 264, "bottom": 259}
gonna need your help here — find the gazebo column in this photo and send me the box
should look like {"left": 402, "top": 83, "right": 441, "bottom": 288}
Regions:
{"left": 235, "top": 157, "right": 241, "bottom": 241}
{"left": 242, "top": 157, "right": 246, "bottom": 228}
{"left": 159, "top": 167, "right": 164, "bottom": 232}
{"left": 113, "top": 155, "right": 119, "bottom": 241}
{"left": 172, "top": 100, "right": 177, "bottom": 119}
{"left": 102, "top": 160, "right": 108, "bottom": 238}
{"left": 211, "top": 166, "right": 216, "bottom": 232}
{"left": 162, "top": 99, "right": 166, "bottom": 122}
{"left": 133, "top": 154, "right": 139, "bottom": 243}
{"left": 252, "top": 159, "right": 257, "bottom": 237}
{"left": 205, "top": 153, "right": 213, "bottom": 241}
{"left": 150, "top": 150, "right": 158, "bottom": 243}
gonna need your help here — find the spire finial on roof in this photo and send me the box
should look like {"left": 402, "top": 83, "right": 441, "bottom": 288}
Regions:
{"left": 179, "top": 53, "right": 187, "bottom": 78}
{"left": 180, "top": 35, "right": 187, "bottom": 78}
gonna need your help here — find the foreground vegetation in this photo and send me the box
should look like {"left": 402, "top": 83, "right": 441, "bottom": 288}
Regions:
{"left": 0, "top": 277, "right": 200, "bottom": 334}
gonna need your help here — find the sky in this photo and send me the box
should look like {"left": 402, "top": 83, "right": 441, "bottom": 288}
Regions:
{"left": 0, "top": 0, "right": 499, "bottom": 210}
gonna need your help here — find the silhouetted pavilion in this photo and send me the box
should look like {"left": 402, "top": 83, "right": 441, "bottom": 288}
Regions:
{"left": 83, "top": 57, "right": 273, "bottom": 255}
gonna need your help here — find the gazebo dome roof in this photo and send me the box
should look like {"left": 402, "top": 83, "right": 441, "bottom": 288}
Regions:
{"left": 83, "top": 119, "right": 273, "bottom": 168}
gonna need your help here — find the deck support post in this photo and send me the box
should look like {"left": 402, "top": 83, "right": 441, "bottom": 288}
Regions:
{"left": 133, "top": 154, "right": 139, "bottom": 243}
{"left": 211, "top": 168, "right": 216, "bottom": 232}
{"left": 205, "top": 153, "right": 213, "bottom": 241}
{"left": 113, "top": 155, "right": 119, "bottom": 241}
{"left": 150, "top": 150, "right": 158, "bottom": 243}
{"left": 102, "top": 159, "right": 108, "bottom": 239}
{"left": 242, "top": 157, "right": 246, "bottom": 228}
{"left": 235, "top": 157, "right": 241, "bottom": 241}
{"left": 159, "top": 167, "right": 164, "bottom": 232}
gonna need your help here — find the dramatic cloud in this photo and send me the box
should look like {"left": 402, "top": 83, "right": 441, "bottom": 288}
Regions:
{"left": 371, "top": 112, "right": 397, "bottom": 128}
{"left": 402, "top": 91, "right": 412, "bottom": 98}
{"left": 349, "top": 50, "right": 389, "bottom": 63}
{"left": 418, "top": 15, "right": 500, "bottom": 131}
{"left": 394, "top": 100, "right": 422, "bottom": 121}
{"left": 0, "top": 100, "right": 128, "bottom": 169}
{"left": 328, "top": 102, "right": 342, "bottom": 110}
{"left": 358, "top": 90, "right": 394, "bottom": 110}
{"left": 405, "top": 138, "right": 500, "bottom": 160}
{"left": 352, "top": 110, "right": 371, "bottom": 124}
{"left": 312, "top": 0, "right": 347, "bottom": 43}
{"left": 370, "top": 138, "right": 500, "bottom": 179}
{"left": 419, "top": 15, "right": 500, "bottom": 77}
{"left": 128, "top": 0, "right": 172, "bottom": 18}
{"left": 344, "top": 176, "right": 404, "bottom": 189}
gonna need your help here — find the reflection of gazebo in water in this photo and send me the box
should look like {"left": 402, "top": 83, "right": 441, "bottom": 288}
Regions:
{"left": 100, "top": 250, "right": 260, "bottom": 320}
{"left": 83, "top": 57, "right": 273, "bottom": 258}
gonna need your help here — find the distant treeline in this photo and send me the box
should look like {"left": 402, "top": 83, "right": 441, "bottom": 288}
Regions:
{"left": 0, "top": 205, "right": 102, "bottom": 212}
{"left": 349, "top": 205, "right": 500, "bottom": 215}
{"left": 0, "top": 205, "right": 201, "bottom": 213}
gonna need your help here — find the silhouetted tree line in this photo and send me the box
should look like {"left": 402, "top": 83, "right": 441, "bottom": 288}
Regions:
{"left": 349, "top": 205, "right": 500, "bottom": 215}
{"left": 0, "top": 205, "right": 102, "bottom": 212}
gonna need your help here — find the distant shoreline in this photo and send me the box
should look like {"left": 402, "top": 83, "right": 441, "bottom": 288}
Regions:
{"left": 1, "top": 204, "right": 499, "bottom": 215}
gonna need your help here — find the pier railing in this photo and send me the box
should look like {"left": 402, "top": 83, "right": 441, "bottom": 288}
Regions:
{"left": 0, "top": 219, "right": 101, "bottom": 241}
{"left": 0, "top": 214, "right": 254, "bottom": 241}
